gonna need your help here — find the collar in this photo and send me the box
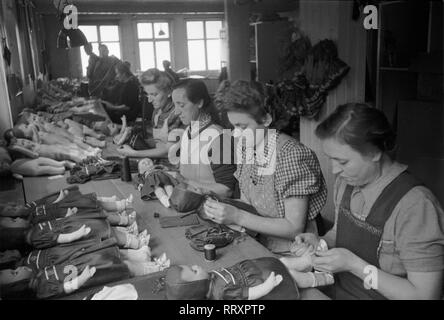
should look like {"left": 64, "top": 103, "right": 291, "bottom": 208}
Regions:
{"left": 187, "top": 112, "right": 213, "bottom": 140}
{"left": 352, "top": 161, "right": 408, "bottom": 207}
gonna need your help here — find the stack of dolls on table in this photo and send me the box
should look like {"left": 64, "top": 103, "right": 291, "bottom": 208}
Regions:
{"left": 0, "top": 186, "right": 170, "bottom": 300}
{"left": 0, "top": 106, "right": 134, "bottom": 178}
{"left": 133, "top": 158, "right": 334, "bottom": 300}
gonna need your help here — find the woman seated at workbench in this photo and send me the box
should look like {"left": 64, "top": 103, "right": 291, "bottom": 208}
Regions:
{"left": 201, "top": 80, "right": 327, "bottom": 254}
{"left": 170, "top": 79, "right": 237, "bottom": 198}
{"left": 116, "top": 68, "right": 183, "bottom": 159}
{"left": 101, "top": 61, "right": 142, "bottom": 124}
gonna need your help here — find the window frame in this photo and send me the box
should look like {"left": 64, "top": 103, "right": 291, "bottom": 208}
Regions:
{"left": 78, "top": 23, "right": 122, "bottom": 77}
{"left": 185, "top": 19, "right": 224, "bottom": 72}
{"left": 136, "top": 20, "right": 172, "bottom": 71}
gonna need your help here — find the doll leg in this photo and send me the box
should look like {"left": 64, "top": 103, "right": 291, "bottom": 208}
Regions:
{"left": 287, "top": 270, "right": 334, "bottom": 288}
{"left": 113, "top": 228, "right": 149, "bottom": 249}
{"left": 119, "top": 246, "right": 151, "bottom": 262}
{"left": 154, "top": 187, "right": 170, "bottom": 208}
{"left": 96, "top": 195, "right": 118, "bottom": 202}
{"left": 98, "top": 194, "right": 133, "bottom": 212}
{"left": 279, "top": 255, "right": 313, "bottom": 273}
{"left": 105, "top": 211, "right": 136, "bottom": 226}
{"left": 123, "top": 253, "right": 170, "bottom": 276}
{"left": 82, "top": 125, "right": 105, "bottom": 140}
{"left": 84, "top": 136, "right": 106, "bottom": 148}
{"left": 37, "top": 165, "right": 66, "bottom": 176}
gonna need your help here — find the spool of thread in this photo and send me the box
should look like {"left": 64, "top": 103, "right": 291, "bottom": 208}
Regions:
{"left": 121, "top": 156, "right": 132, "bottom": 182}
{"left": 204, "top": 244, "right": 216, "bottom": 261}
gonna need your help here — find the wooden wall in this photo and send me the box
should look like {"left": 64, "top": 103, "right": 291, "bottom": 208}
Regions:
{"left": 298, "top": 0, "right": 367, "bottom": 222}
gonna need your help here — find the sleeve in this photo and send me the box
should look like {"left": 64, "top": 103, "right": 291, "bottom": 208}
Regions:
{"left": 394, "top": 187, "right": 444, "bottom": 272}
{"left": 208, "top": 133, "right": 237, "bottom": 190}
{"left": 34, "top": 274, "right": 64, "bottom": 299}
{"left": 275, "top": 143, "right": 325, "bottom": 199}
{"left": 29, "top": 225, "right": 59, "bottom": 249}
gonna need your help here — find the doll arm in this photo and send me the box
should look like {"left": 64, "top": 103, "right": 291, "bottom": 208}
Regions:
{"left": 57, "top": 225, "right": 91, "bottom": 244}
{"left": 247, "top": 272, "right": 283, "bottom": 300}
{"left": 8, "top": 145, "right": 39, "bottom": 159}
{"left": 63, "top": 265, "right": 97, "bottom": 294}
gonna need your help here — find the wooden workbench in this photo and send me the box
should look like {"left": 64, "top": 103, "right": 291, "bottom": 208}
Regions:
{"left": 23, "top": 174, "right": 329, "bottom": 300}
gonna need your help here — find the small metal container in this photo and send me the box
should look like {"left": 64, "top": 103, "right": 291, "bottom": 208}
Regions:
{"left": 204, "top": 244, "right": 216, "bottom": 261}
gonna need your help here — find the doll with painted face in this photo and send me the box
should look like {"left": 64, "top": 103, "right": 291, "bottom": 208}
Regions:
{"left": 0, "top": 248, "right": 170, "bottom": 300}
{"left": 279, "top": 239, "right": 335, "bottom": 289}
{"left": 0, "top": 213, "right": 149, "bottom": 253}
{"left": 137, "top": 158, "right": 178, "bottom": 208}
{"left": 164, "top": 257, "right": 305, "bottom": 300}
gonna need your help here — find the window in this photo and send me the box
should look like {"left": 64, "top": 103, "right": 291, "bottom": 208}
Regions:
{"left": 79, "top": 25, "right": 121, "bottom": 77}
{"left": 137, "top": 22, "right": 171, "bottom": 71}
{"left": 186, "top": 20, "right": 223, "bottom": 71}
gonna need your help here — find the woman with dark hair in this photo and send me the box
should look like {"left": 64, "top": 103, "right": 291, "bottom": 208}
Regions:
{"left": 202, "top": 80, "right": 327, "bottom": 254}
{"left": 101, "top": 61, "right": 142, "bottom": 124}
{"left": 171, "top": 78, "right": 237, "bottom": 197}
{"left": 292, "top": 103, "right": 444, "bottom": 300}
{"left": 116, "top": 68, "right": 183, "bottom": 158}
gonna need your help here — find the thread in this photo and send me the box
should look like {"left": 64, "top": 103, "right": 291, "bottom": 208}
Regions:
{"left": 204, "top": 244, "right": 216, "bottom": 261}
{"left": 121, "top": 156, "right": 132, "bottom": 182}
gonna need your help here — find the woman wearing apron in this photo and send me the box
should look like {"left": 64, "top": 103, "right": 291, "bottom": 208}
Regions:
{"left": 203, "top": 80, "right": 327, "bottom": 253}
{"left": 293, "top": 103, "right": 444, "bottom": 299}
{"left": 171, "top": 79, "right": 237, "bottom": 197}
{"left": 117, "top": 68, "right": 183, "bottom": 159}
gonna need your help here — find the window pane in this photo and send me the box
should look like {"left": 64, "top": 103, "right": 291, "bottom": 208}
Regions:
{"left": 137, "top": 23, "right": 153, "bottom": 39}
{"left": 154, "top": 23, "right": 169, "bottom": 39}
{"left": 139, "top": 41, "right": 155, "bottom": 71}
{"left": 206, "top": 39, "right": 221, "bottom": 70}
{"left": 187, "top": 21, "right": 204, "bottom": 39}
{"left": 105, "top": 42, "right": 121, "bottom": 59}
{"left": 155, "top": 41, "right": 171, "bottom": 69}
{"left": 188, "top": 40, "right": 206, "bottom": 71}
{"left": 100, "top": 25, "right": 119, "bottom": 42}
{"left": 79, "top": 25, "right": 98, "bottom": 42}
{"left": 206, "top": 21, "right": 222, "bottom": 39}
{"left": 92, "top": 43, "right": 99, "bottom": 54}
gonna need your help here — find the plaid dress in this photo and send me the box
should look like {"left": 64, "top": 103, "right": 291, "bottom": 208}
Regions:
{"left": 235, "top": 131, "right": 327, "bottom": 252}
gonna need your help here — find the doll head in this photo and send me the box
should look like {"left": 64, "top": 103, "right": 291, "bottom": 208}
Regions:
{"left": 0, "top": 267, "right": 34, "bottom": 299}
{"left": 138, "top": 158, "right": 154, "bottom": 175}
{"left": 0, "top": 267, "right": 33, "bottom": 286}
{"left": 0, "top": 250, "right": 22, "bottom": 263}
{"left": 0, "top": 217, "right": 30, "bottom": 229}
{"left": 0, "top": 203, "right": 28, "bottom": 218}
{"left": 165, "top": 265, "right": 210, "bottom": 300}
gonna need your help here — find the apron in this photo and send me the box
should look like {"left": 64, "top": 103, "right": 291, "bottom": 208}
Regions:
{"left": 179, "top": 123, "right": 223, "bottom": 184}
{"left": 237, "top": 134, "right": 292, "bottom": 253}
{"left": 334, "top": 171, "right": 421, "bottom": 300}
{"left": 152, "top": 103, "right": 175, "bottom": 144}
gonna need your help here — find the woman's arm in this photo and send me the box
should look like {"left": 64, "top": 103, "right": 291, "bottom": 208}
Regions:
{"left": 105, "top": 104, "right": 130, "bottom": 111}
{"left": 204, "top": 196, "right": 309, "bottom": 239}
{"left": 117, "top": 143, "right": 170, "bottom": 159}
{"left": 313, "top": 248, "right": 443, "bottom": 299}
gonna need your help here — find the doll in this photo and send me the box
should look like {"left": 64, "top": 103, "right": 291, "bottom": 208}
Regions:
{"left": 113, "top": 115, "right": 133, "bottom": 146}
{"left": 7, "top": 137, "right": 94, "bottom": 164}
{"left": 165, "top": 257, "right": 303, "bottom": 300}
{"left": 279, "top": 239, "right": 335, "bottom": 288}
{"left": 10, "top": 158, "right": 74, "bottom": 177}
{"left": 137, "top": 158, "right": 177, "bottom": 208}
{"left": 0, "top": 247, "right": 170, "bottom": 300}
